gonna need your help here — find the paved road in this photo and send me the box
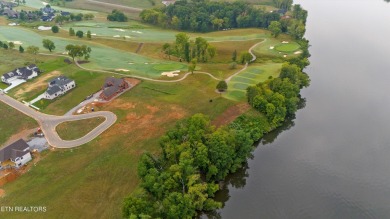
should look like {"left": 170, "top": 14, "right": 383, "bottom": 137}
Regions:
{"left": 0, "top": 93, "right": 116, "bottom": 148}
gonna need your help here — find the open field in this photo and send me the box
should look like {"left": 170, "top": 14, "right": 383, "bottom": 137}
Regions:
{"left": 225, "top": 63, "right": 282, "bottom": 101}
{"left": 56, "top": 117, "right": 105, "bottom": 140}
{"left": 275, "top": 42, "right": 301, "bottom": 52}
{"left": 0, "top": 73, "right": 236, "bottom": 218}
{"left": 0, "top": 102, "right": 38, "bottom": 146}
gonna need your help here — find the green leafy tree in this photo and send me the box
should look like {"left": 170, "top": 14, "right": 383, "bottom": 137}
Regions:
{"left": 51, "top": 25, "right": 59, "bottom": 33}
{"left": 87, "top": 30, "right": 92, "bottom": 39}
{"left": 65, "top": 44, "right": 92, "bottom": 61}
{"left": 76, "top": 30, "right": 84, "bottom": 38}
{"left": 232, "top": 49, "right": 237, "bottom": 62}
{"left": 188, "top": 58, "right": 197, "bottom": 74}
{"left": 216, "top": 80, "right": 228, "bottom": 92}
{"left": 69, "top": 28, "right": 75, "bottom": 36}
{"left": 3, "top": 43, "right": 8, "bottom": 49}
{"left": 240, "top": 52, "right": 252, "bottom": 64}
{"left": 19, "top": 45, "right": 24, "bottom": 53}
{"left": 8, "top": 42, "right": 15, "bottom": 49}
{"left": 42, "top": 39, "right": 55, "bottom": 52}
{"left": 269, "top": 21, "right": 282, "bottom": 38}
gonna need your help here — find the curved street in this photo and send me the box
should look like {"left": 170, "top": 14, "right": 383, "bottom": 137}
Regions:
{"left": 0, "top": 93, "right": 116, "bottom": 148}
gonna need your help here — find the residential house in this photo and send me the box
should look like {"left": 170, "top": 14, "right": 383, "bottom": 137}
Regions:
{"left": 99, "top": 77, "right": 129, "bottom": 101}
{"left": 2, "top": 8, "right": 18, "bottom": 19}
{"left": 41, "top": 5, "right": 55, "bottom": 14}
{"left": 60, "top": 11, "right": 70, "bottom": 16}
{"left": 1, "top": 64, "right": 40, "bottom": 85}
{"left": 0, "top": 139, "right": 32, "bottom": 169}
{"left": 44, "top": 76, "right": 76, "bottom": 99}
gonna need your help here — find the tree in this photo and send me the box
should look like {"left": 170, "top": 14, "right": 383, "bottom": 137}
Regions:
{"left": 26, "top": 46, "right": 39, "bottom": 55}
{"left": 188, "top": 58, "right": 197, "bottom": 74}
{"left": 216, "top": 80, "right": 228, "bottom": 92}
{"left": 240, "top": 52, "right": 252, "bottom": 64}
{"left": 42, "top": 39, "right": 55, "bottom": 52}
{"left": 51, "top": 25, "right": 59, "bottom": 33}
{"left": 69, "top": 28, "right": 75, "bottom": 36}
{"left": 3, "top": 44, "right": 8, "bottom": 49}
{"left": 8, "top": 42, "right": 15, "bottom": 49}
{"left": 76, "top": 30, "right": 84, "bottom": 38}
{"left": 19, "top": 45, "right": 24, "bottom": 53}
{"left": 107, "top": 10, "right": 128, "bottom": 22}
{"left": 269, "top": 21, "right": 282, "bottom": 38}
{"left": 162, "top": 43, "right": 172, "bottom": 59}
{"left": 65, "top": 44, "right": 92, "bottom": 61}
{"left": 26, "top": 46, "right": 39, "bottom": 62}
{"left": 232, "top": 50, "right": 237, "bottom": 62}
{"left": 87, "top": 30, "right": 91, "bottom": 39}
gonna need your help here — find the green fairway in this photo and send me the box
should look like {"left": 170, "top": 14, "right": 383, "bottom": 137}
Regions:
{"left": 0, "top": 26, "right": 183, "bottom": 78}
{"left": 225, "top": 63, "right": 282, "bottom": 101}
{"left": 274, "top": 42, "right": 301, "bottom": 52}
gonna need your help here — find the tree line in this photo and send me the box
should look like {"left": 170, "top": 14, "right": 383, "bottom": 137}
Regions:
{"left": 163, "top": 33, "right": 216, "bottom": 63}
{"left": 140, "top": 0, "right": 282, "bottom": 32}
{"left": 122, "top": 113, "right": 272, "bottom": 218}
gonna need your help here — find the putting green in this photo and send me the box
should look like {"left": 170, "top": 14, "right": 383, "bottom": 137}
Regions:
{"left": 274, "top": 42, "right": 301, "bottom": 52}
{"left": 225, "top": 63, "right": 282, "bottom": 101}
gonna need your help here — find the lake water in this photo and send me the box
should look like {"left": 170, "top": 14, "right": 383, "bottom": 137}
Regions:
{"left": 216, "top": 0, "right": 390, "bottom": 218}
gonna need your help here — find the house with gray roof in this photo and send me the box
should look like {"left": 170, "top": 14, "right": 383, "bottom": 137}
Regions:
{"left": 0, "top": 139, "right": 32, "bottom": 169}
{"left": 44, "top": 76, "right": 76, "bottom": 99}
{"left": 1, "top": 64, "right": 40, "bottom": 85}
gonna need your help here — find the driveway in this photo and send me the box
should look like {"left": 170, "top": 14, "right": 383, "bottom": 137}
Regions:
{"left": 0, "top": 94, "right": 117, "bottom": 148}
{"left": 3, "top": 79, "right": 26, "bottom": 92}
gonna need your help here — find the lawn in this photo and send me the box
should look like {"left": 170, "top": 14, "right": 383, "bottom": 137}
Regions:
{"left": 225, "top": 63, "right": 282, "bottom": 101}
{"left": 252, "top": 34, "right": 302, "bottom": 59}
{"left": 56, "top": 117, "right": 105, "bottom": 140}
{"left": 274, "top": 42, "right": 301, "bottom": 53}
{"left": 0, "top": 102, "right": 38, "bottom": 146}
{"left": 0, "top": 74, "right": 236, "bottom": 219}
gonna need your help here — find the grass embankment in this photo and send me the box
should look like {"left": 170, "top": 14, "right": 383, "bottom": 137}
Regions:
{"left": 56, "top": 117, "right": 105, "bottom": 140}
{"left": 0, "top": 102, "right": 38, "bottom": 146}
{"left": 0, "top": 73, "right": 236, "bottom": 219}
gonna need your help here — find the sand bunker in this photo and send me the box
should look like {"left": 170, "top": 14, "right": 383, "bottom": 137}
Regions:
{"left": 115, "top": 28, "right": 125, "bottom": 32}
{"left": 124, "top": 35, "right": 131, "bottom": 38}
{"left": 113, "top": 35, "right": 120, "bottom": 38}
{"left": 131, "top": 31, "right": 143, "bottom": 34}
{"left": 161, "top": 70, "right": 180, "bottom": 77}
{"left": 8, "top": 41, "right": 22, "bottom": 45}
{"left": 282, "top": 41, "right": 289, "bottom": 44}
{"left": 115, "top": 69, "right": 130, "bottom": 72}
{"left": 283, "top": 55, "right": 287, "bottom": 58}
{"left": 91, "top": 33, "right": 97, "bottom": 36}
{"left": 269, "top": 46, "right": 274, "bottom": 49}
{"left": 294, "top": 51, "right": 303, "bottom": 54}
{"left": 38, "top": 26, "right": 51, "bottom": 30}
{"left": 42, "top": 1, "right": 48, "bottom": 6}
{"left": 8, "top": 23, "right": 18, "bottom": 26}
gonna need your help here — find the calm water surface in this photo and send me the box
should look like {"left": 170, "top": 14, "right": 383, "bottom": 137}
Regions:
{"left": 216, "top": 0, "right": 390, "bottom": 218}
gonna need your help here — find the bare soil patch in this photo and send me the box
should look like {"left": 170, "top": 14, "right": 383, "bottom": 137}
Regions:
{"left": 14, "top": 70, "right": 62, "bottom": 99}
{"left": 212, "top": 103, "right": 251, "bottom": 127}
{"left": 2, "top": 127, "right": 38, "bottom": 147}
{"left": 0, "top": 189, "right": 5, "bottom": 197}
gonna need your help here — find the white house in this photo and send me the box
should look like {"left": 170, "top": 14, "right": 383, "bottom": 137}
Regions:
{"left": 1, "top": 64, "right": 40, "bottom": 85}
{"left": 44, "top": 76, "right": 76, "bottom": 99}
{"left": 0, "top": 139, "right": 32, "bottom": 169}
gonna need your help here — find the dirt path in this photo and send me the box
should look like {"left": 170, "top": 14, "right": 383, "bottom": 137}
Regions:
{"left": 13, "top": 70, "right": 61, "bottom": 99}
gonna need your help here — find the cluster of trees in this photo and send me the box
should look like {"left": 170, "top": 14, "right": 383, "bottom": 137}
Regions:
{"left": 123, "top": 113, "right": 272, "bottom": 218}
{"left": 107, "top": 10, "right": 128, "bottom": 22}
{"left": 65, "top": 44, "right": 92, "bottom": 61}
{"left": 68, "top": 28, "right": 92, "bottom": 39}
{"left": 268, "top": 4, "right": 308, "bottom": 40}
{"left": 247, "top": 41, "right": 310, "bottom": 127}
{"left": 0, "top": 41, "right": 27, "bottom": 53}
{"left": 140, "top": 0, "right": 282, "bottom": 32}
{"left": 55, "top": 13, "right": 94, "bottom": 24}
{"left": 162, "top": 33, "right": 216, "bottom": 63}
